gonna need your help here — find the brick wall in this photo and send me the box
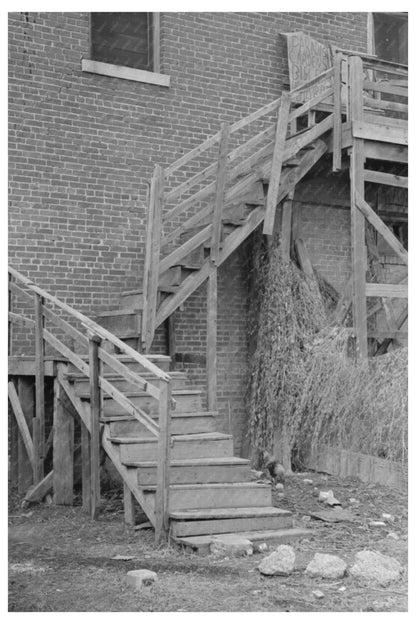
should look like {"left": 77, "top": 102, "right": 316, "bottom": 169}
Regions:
{"left": 8, "top": 11, "right": 368, "bottom": 452}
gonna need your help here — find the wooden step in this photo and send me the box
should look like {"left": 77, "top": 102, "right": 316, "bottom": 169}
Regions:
{"left": 141, "top": 482, "right": 272, "bottom": 511}
{"left": 77, "top": 388, "right": 203, "bottom": 416}
{"left": 175, "top": 528, "right": 314, "bottom": 555}
{"left": 94, "top": 309, "right": 142, "bottom": 339}
{"left": 66, "top": 354, "right": 171, "bottom": 374}
{"left": 115, "top": 432, "right": 234, "bottom": 462}
{"left": 133, "top": 457, "right": 252, "bottom": 486}
{"left": 65, "top": 371, "right": 189, "bottom": 394}
{"left": 159, "top": 265, "right": 197, "bottom": 288}
{"left": 106, "top": 411, "right": 217, "bottom": 436}
{"left": 169, "top": 506, "right": 293, "bottom": 537}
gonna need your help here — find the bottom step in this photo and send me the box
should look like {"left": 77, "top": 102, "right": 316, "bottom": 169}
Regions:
{"left": 175, "top": 528, "right": 314, "bottom": 555}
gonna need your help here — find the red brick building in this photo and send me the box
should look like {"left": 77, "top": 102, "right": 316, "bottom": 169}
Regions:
{"left": 8, "top": 12, "right": 407, "bottom": 455}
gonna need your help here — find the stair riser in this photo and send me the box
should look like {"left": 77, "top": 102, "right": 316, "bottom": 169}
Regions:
{"left": 102, "top": 393, "right": 202, "bottom": 416}
{"left": 120, "top": 438, "right": 234, "bottom": 462}
{"left": 171, "top": 514, "right": 293, "bottom": 538}
{"left": 144, "top": 486, "right": 272, "bottom": 510}
{"left": 67, "top": 358, "right": 171, "bottom": 375}
{"left": 136, "top": 464, "right": 253, "bottom": 486}
{"left": 110, "top": 415, "right": 216, "bottom": 437}
{"left": 120, "top": 292, "right": 144, "bottom": 309}
{"left": 95, "top": 312, "right": 142, "bottom": 339}
{"left": 72, "top": 375, "right": 188, "bottom": 395}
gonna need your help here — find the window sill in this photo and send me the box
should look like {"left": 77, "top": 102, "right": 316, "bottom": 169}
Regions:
{"left": 81, "top": 59, "right": 170, "bottom": 87}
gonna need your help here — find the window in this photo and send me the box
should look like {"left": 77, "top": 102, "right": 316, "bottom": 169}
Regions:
{"left": 81, "top": 12, "right": 170, "bottom": 87}
{"left": 373, "top": 13, "right": 408, "bottom": 64}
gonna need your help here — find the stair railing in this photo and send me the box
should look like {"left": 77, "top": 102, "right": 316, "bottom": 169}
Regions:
{"left": 8, "top": 265, "right": 172, "bottom": 544}
{"left": 141, "top": 65, "right": 340, "bottom": 346}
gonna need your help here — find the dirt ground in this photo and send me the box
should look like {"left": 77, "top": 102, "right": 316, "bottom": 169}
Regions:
{"left": 8, "top": 471, "right": 408, "bottom": 612}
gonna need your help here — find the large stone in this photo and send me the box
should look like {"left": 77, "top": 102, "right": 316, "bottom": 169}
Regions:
{"left": 258, "top": 545, "right": 296, "bottom": 576}
{"left": 126, "top": 569, "right": 157, "bottom": 590}
{"left": 349, "top": 550, "right": 403, "bottom": 585}
{"left": 210, "top": 535, "right": 253, "bottom": 557}
{"left": 305, "top": 553, "right": 347, "bottom": 579}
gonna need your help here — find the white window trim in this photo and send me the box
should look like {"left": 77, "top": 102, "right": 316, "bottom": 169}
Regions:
{"left": 81, "top": 58, "right": 170, "bottom": 87}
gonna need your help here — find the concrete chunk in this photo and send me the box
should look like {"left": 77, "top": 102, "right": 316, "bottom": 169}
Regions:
{"left": 306, "top": 553, "right": 347, "bottom": 579}
{"left": 210, "top": 535, "right": 253, "bottom": 557}
{"left": 126, "top": 569, "right": 157, "bottom": 590}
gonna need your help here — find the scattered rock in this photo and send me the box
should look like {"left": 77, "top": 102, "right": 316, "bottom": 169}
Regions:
{"left": 112, "top": 554, "right": 135, "bottom": 561}
{"left": 338, "top": 586, "right": 347, "bottom": 592}
{"left": 382, "top": 513, "right": 395, "bottom": 523}
{"left": 254, "top": 542, "right": 268, "bottom": 553}
{"left": 312, "top": 590, "right": 325, "bottom": 599}
{"left": 349, "top": 550, "right": 403, "bottom": 585}
{"left": 274, "top": 483, "right": 284, "bottom": 491}
{"left": 126, "top": 569, "right": 157, "bottom": 590}
{"left": 368, "top": 521, "right": 386, "bottom": 528}
{"left": 303, "top": 479, "right": 314, "bottom": 485}
{"left": 318, "top": 490, "right": 333, "bottom": 502}
{"left": 309, "top": 509, "right": 353, "bottom": 523}
{"left": 349, "top": 498, "right": 359, "bottom": 504}
{"left": 313, "top": 487, "right": 320, "bottom": 497}
{"left": 258, "top": 545, "right": 296, "bottom": 576}
{"left": 210, "top": 535, "right": 253, "bottom": 557}
{"left": 301, "top": 515, "right": 311, "bottom": 523}
{"left": 277, "top": 493, "right": 285, "bottom": 500}
{"left": 387, "top": 532, "right": 400, "bottom": 541}
{"left": 306, "top": 553, "right": 347, "bottom": 579}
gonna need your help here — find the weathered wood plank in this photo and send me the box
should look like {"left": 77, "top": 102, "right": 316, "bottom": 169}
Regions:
{"left": 288, "top": 88, "right": 333, "bottom": 122}
{"left": 16, "top": 378, "right": 35, "bottom": 494}
{"left": 355, "top": 192, "right": 408, "bottom": 265}
{"left": 363, "top": 169, "right": 407, "bottom": 188}
{"left": 8, "top": 312, "right": 36, "bottom": 328}
{"left": 352, "top": 120, "right": 408, "bottom": 145}
{"left": 367, "top": 330, "right": 407, "bottom": 340}
{"left": 145, "top": 165, "right": 164, "bottom": 349}
{"left": 159, "top": 224, "right": 212, "bottom": 276}
{"left": 363, "top": 79, "right": 408, "bottom": 98}
{"left": 280, "top": 196, "right": 293, "bottom": 258}
{"left": 89, "top": 336, "right": 101, "bottom": 519}
{"left": 123, "top": 481, "right": 135, "bottom": 525}
{"left": 34, "top": 293, "right": 45, "bottom": 482}
{"left": 211, "top": 122, "right": 230, "bottom": 262}
{"left": 364, "top": 141, "right": 407, "bottom": 163}
{"left": 8, "top": 381, "right": 35, "bottom": 470}
{"left": 206, "top": 271, "right": 217, "bottom": 412}
{"left": 332, "top": 52, "right": 342, "bottom": 171}
{"left": 81, "top": 420, "right": 91, "bottom": 514}
{"left": 24, "top": 470, "right": 54, "bottom": 503}
{"left": 363, "top": 96, "right": 408, "bottom": 114}
{"left": 53, "top": 378, "right": 74, "bottom": 505}
{"left": 331, "top": 275, "right": 352, "bottom": 324}
{"left": 263, "top": 92, "right": 291, "bottom": 235}
{"left": 349, "top": 56, "right": 368, "bottom": 360}
{"left": 365, "top": 283, "right": 408, "bottom": 298}
{"left": 154, "top": 381, "right": 172, "bottom": 544}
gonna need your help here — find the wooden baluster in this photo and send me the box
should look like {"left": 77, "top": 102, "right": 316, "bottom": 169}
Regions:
{"left": 211, "top": 122, "right": 230, "bottom": 264}
{"left": 34, "top": 293, "right": 45, "bottom": 482}
{"left": 206, "top": 271, "right": 217, "bottom": 412}
{"left": 143, "top": 165, "right": 164, "bottom": 351}
{"left": 81, "top": 418, "right": 91, "bottom": 514}
{"left": 154, "top": 379, "right": 171, "bottom": 545}
{"left": 349, "top": 55, "right": 368, "bottom": 360}
{"left": 53, "top": 377, "right": 74, "bottom": 505}
{"left": 89, "top": 334, "right": 102, "bottom": 519}
{"left": 332, "top": 51, "right": 343, "bottom": 172}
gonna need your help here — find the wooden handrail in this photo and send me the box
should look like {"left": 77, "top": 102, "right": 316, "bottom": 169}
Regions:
{"left": 8, "top": 266, "right": 169, "bottom": 382}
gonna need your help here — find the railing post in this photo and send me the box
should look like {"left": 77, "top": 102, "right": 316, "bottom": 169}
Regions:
{"left": 332, "top": 51, "right": 343, "bottom": 172}
{"left": 211, "top": 122, "right": 230, "bottom": 264}
{"left": 142, "top": 165, "right": 164, "bottom": 352}
{"left": 206, "top": 271, "right": 217, "bottom": 412}
{"left": 349, "top": 55, "right": 368, "bottom": 361}
{"left": 8, "top": 273, "right": 14, "bottom": 356}
{"left": 34, "top": 293, "right": 45, "bottom": 483}
{"left": 88, "top": 333, "right": 102, "bottom": 519}
{"left": 154, "top": 379, "right": 171, "bottom": 545}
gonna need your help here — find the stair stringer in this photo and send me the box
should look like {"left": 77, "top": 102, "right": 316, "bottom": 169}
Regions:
{"left": 155, "top": 138, "right": 328, "bottom": 328}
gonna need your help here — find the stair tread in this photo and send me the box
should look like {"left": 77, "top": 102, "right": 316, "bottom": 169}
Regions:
{"left": 101, "top": 411, "right": 218, "bottom": 422}
{"left": 170, "top": 506, "right": 292, "bottom": 520}
{"left": 110, "top": 432, "right": 232, "bottom": 444}
{"left": 139, "top": 482, "right": 271, "bottom": 491}
{"left": 95, "top": 308, "right": 140, "bottom": 317}
{"left": 175, "top": 528, "right": 313, "bottom": 547}
{"left": 78, "top": 388, "right": 202, "bottom": 399}
{"left": 65, "top": 371, "right": 188, "bottom": 381}
{"left": 130, "top": 457, "right": 250, "bottom": 468}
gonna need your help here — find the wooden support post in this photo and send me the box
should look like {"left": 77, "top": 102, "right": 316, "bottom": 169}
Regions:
{"left": 263, "top": 92, "right": 291, "bottom": 236}
{"left": 81, "top": 420, "right": 91, "bottom": 514}
{"left": 333, "top": 52, "right": 343, "bottom": 171}
{"left": 349, "top": 56, "right": 368, "bottom": 360}
{"left": 34, "top": 293, "right": 45, "bottom": 482}
{"left": 16, "top": 377, "right": 35, "bottom": 494}
{"left": 53, "top": 378, "right": 74, "bottom": 505}
{"left": 206, "top": 271, "right": 218, "bottom": 412}
{"left": 167, "top": 313, "right": 176, "bottom": 371}
{"left": 123, "top": 481, "right": 135, "bottom": 526}
{"left": 142, "top": 165, "right": 164, "bottom": 352}
{"left": 89, "top": 334, "right": 102, "bottom": 519}
{"left": 8, "top": 273, "right": 14, "bottom": 356}
{"left": 154, "top": 380, "right": 171, "bottom": 545}
{"left": 280, "top": 193, "right": 293, "bottom": 259}
{"left": 211, "top": 122, "right": 230, "bottom": 263}
{"left": 9, "top": 387, "right": 19, "bottom": 488}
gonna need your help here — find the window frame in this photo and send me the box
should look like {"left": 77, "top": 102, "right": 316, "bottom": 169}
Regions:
{"left": 81, "top": 12, "right": 170, "bottom": 87}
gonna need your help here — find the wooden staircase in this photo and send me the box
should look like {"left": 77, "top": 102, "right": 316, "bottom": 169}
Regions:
{"left": 63, "top": 355, "right": 312, "bottom": 552}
